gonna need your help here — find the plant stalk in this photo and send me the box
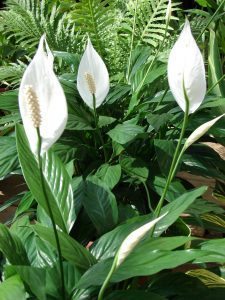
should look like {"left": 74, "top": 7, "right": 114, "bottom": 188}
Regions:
{"left": 97, "top": 255, "right": 118, "bottom": 300}
{"left": 93, "top": 94, "right": 107, "bottom": 162}
{"left": 36, "top": 128, "right": 65, "bottom": 299}
{"left": 151, "top": 83, "right": 190, "bottom": 235}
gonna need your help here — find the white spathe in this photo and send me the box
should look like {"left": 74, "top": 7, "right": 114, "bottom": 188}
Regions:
{"left": 19, "top": 35, "right": 68, "bottom": 155}
{"left": 77, "top": 38, "right": 110, "bottom": 109}
{"left": 168, "top": 19, "right": 206, "bottom": 114}
{"left": 116, "top": 214, "right": 166, "bottom": 267}
{"left": 184, "top": 114, "right": 225, "bottom": 150}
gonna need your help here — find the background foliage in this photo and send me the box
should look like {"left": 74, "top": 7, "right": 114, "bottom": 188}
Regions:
{"left": 0, "top": 0, "right": 225, "bottom": 299}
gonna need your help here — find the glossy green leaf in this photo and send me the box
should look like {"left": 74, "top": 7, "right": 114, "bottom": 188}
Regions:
{"left": 0, "top": 223, "right": 29, "bottom": 265}
{"left": 107, "top": 122, "right": 144, "bottom": 144}
{"left": 105, "top": 290, "right": 166, "bottom": 300}
{"left": 154, "top": 140, "right": 176, "bottom": 176}
{"left": 208, "top": 30, "right": 225, "bottom": 100}
{"left": 10, "top": 216, "right": 56, "bottom": 268}
{"left": 14, "top": 192, "right": 34, "bottom": 219}
{"left": 0, "top": 136, "right": 20, "bottom": 179}
{"left": 150, "top": 176, "right": 186, "bottom": 202}
{"left": 95, "top": 164, "right": 121, "bottom": 189}
{"left": 14, "top": 266, "right": 46, "bottom": 300}
{"left": 0, "top": 112, "right": 21, "bottom": 130}
{"left": 0, "top": 275, "right": 26, "bottom": 300}
{"left": 91, "top": 187, "right": 207, "bottom": 259}
{"left": 33, "top": 224, "right": 97, "bottom": 269}
{"left": 0, "top": 90, "right": 19, "bottom": 111}
{"left": 120, "top": 156, "right": 149, "bottom": 182}
{"left": 16, "top": 124, "right": 76, "bottom": 233}
{"left": 82, "top": 175, "right": 118, "bottom": 234}
{"left": 77, "top": 248, "right": 210, "bottom": 288}
{"left": 98, "top": 116, "right": 116, "bottom": 128}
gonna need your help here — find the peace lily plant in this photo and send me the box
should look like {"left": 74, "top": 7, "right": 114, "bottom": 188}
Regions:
{"left": 18, "top": 35, "right": 67, "bottom": 298}
{"left": 153, "top": 19, "right": 224, "bottom": 221}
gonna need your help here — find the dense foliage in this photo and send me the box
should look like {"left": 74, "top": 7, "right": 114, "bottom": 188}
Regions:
{"left": 0, "top": 0, "right": 225, "bottom": 299}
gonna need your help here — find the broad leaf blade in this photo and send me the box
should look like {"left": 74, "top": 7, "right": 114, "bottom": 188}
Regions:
{"left": 16, "top": 124, "right": 76, "bottom": 233}
{"left": 33, "top": 224, "right": 97, "bottom": 270}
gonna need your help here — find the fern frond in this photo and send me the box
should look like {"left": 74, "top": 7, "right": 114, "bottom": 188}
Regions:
{"left": 0, "top": 61, "right": 26, "bottom": 86}
{"left": 0, "top": 0, "right": 78, "bottom": 53}
{"left": 68, "top": 0, "right": 116, "bottom": 58}
{"left": 121, "top": 0, "right": 180, "bottom": 48}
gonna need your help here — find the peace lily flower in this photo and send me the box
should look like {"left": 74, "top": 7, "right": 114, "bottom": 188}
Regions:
{"left": 19, "top": 35, "right": 68, "bottom": 154}
{"left": 168, "top": 19, "right": 206, "bottom": 114}
{"left": 184, "top": 114, "right": 225, "bottom": 150}
{"left": 116, "top": 214, "right": 166, "bottom": 267}
{"left": 77, "top": 38, "right": 110, "bottom": 109}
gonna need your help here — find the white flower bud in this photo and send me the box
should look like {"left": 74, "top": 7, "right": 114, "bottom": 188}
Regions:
{"left": 168, "top": 19, "right": 206, "bottom": 114}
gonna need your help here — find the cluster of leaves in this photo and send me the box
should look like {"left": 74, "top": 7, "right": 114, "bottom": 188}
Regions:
{"left": 0, "top": 0, "right": 225, "bottom": 299}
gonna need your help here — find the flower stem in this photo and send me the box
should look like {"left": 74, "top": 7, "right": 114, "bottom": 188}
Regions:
{"left": 93, "top": 95, "right": 107, "bottom": 162}
{"left": 150, "top": 84, "right": 190, "bottom": 235}
{"left": 97, "top": 256, "right": 118, "bottom": 300}
{"left": 36, "top": 128, "right": 66, "bottom": 299}
{"left": 143, "top": 181, "right": 153, "bottom": 212}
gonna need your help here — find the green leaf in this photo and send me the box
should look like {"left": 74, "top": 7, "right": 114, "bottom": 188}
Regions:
{"left": 77, "top": 247, "right": 208, "bottom": 288}
{"left": 91, "top": 187, "right": 207, "bottom": 260}
{"left": 153, "top": 187, "right": 207, "bottom": 237}
{"left": 105, "top": 290, "right": 166, "bottom": 300}
{"left": 95, "top": 164, "right": 121, "bottom": 189}
{"left": 82, "top": 175, "right": 118, "bottom": 234}
{"left": 14, "top": 192, "right": 34, "bottom": 219}
{"left": 10, "top": 216, "right": 56, "bottom": 268}
{"left": 107, "top": 122, "right": 144, "bottom": 144}
{"left": 154, "top": 140, "right": 175, "bottom": 176}
{"left": 0, "top": 136, "right": 20, "bottom": 179}
{"left": 208, "top": 30, "right": 225, "bottom": 106}
{"left": 0, "top": 90, "right": 19, "bottom": 111}
{"left": 66, "top": 113, "right": 93, "bottom": 131}
{"left": 0, "top": 113, "right": 21, "bottom": 130}
{"left": 14, "top": 266, "right": 46, "bottom": 300}
{"left": 147, "top": 113, "right": 172, "bottom": 132}
{"left": 150, "top": 176, "right": 186, "bottom": 202}
{"left": 98, "top": 115, "right": 116, "bottom": 128}
{"left": 33, "top": 224, "right": 97, "bottom": 270}
{"left": 0, "top": 223, "right": 29, "bottom": 265}
{"left": 120, "top": 156, "right": 149, "bottom": 182}
{"left": 16, "top": 124, "right": 76, "bottom": 233}
{"left": 0, "top": 275, "right": 26, "bottom": 300}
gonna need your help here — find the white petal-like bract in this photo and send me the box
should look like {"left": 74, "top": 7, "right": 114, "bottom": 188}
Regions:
{"left": 168, "top": 19, "right": 206, "bottom": 114}
{"left": 19, "top": 35, "right": 68, "bottom": 154}
{"left": 116, "top": 214, "right": 166, "bottom": 267}
{"left": 184, "top": 114, "right": 225, "bottom": 150}
{"left": 77, "top": 39, "right": 110, "bottom": 109}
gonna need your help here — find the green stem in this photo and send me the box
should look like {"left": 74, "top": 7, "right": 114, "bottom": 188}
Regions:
{"left": 206, "top": 74, "right": 225, "bottom": 95}
{"left": 97, "top": 255, "right": 118, "bottom": 300}
{"left": 143, "top": 181, "right": 153, "bottom": 212}
{"left": 36, "top": 128, "right": 65, "bottom": 299}
{"left": 197, "top": 0, "right": 225, "bottom": 41}
{"left": 126, "top": 0, "right": 138, "bottom": 82}
{"left": 151, "top": 83, "right": 190, "bottom": 235}
{"left": 93, "top": 94, "right": 107, "bottom": 162}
